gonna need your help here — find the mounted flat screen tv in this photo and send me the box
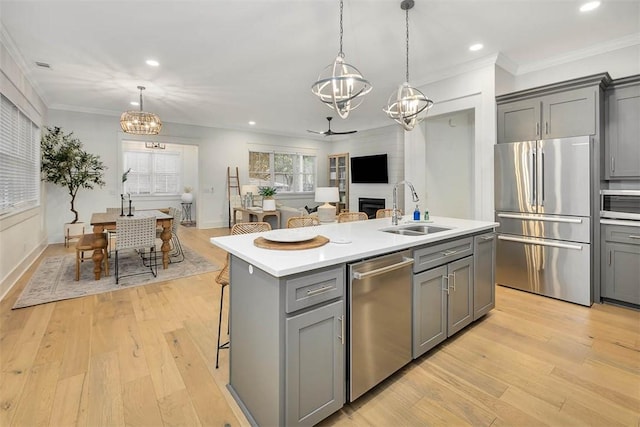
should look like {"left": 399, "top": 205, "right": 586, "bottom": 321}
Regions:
{"left": 350, "top": 154, "right": 389, "bottom": 184}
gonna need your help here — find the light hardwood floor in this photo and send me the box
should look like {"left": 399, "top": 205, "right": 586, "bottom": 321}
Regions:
{"left": 1, "top": 226, "right": 639, "bottom": 426}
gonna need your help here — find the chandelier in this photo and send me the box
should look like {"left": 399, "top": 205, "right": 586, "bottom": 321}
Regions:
{"left": 311, "top": 0, "right": 372, "bottom": 119}
{"left": 120, "top": 86, "right": 162, "bottom": 135}
{"left": 383, "top": 0, "right": 433, "bottom": 131}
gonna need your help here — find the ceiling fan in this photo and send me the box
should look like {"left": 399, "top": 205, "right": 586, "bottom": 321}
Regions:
{"left": 307, "top": 117, "right": 357, "bottom": 136}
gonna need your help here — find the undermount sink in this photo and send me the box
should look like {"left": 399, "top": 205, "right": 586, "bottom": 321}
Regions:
{"left": 380, "top": 224, "right": 452, "bottom": 236}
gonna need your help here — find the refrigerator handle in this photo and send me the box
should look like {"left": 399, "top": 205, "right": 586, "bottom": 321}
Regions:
{"left": 531, "top": 148, "right": 536, "bottom": 207}
{"left": 540, "top": 150, "right": 545, "bottom": 207}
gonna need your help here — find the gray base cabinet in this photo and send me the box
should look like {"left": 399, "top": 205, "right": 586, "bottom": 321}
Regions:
{"left": 605, "top": 76, "right": 640, "bottom": 179}
{"left": 286, "top": 300, "right": 344, "bottom": 426}
{"left": 447, "top": 256, "right": 474, "bottom": 336}
{"left": 473, "top": 233, "right": 496, "bottom": 320}
{"left": 228, "top": 257, "right": 345, "bottom": 427}
{"left": 601, "top": 224, "right": 640, "bottom": 305}
{"left": 412, "top": 237, "right": 476, "bottom": 359}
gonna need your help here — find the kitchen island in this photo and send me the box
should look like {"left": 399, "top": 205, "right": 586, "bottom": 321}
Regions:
{"left": 211, "top": 216, "right": 498, "bottom": 427}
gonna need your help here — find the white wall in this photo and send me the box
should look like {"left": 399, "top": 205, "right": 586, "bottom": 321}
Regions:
{"left": 46, "top": 109, "right": 328, "bottom": 240}
{"left": 424, "top": 109, "right": 474, "bottom": 219}
{"left": 328, "top": 125, "right": 405, "bottom": 212}
{"left": 0, "top": 38, "right": 48, "bottom": 299}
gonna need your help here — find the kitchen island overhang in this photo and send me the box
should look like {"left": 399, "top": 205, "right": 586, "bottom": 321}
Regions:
{"left": 210, "top": 216, "right": 499, "bottom": 277}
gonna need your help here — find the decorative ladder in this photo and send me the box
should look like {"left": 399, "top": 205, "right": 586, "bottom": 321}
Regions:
{"left": 227, "top": 166, "right": 240, "bottom": 228}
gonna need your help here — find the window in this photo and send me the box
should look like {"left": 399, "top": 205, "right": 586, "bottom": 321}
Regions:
{"left": 123, "top": 145, "right": 181, "bottom": 195}
{"left": 249, "top": 150, "right": 316, "bottom": 193}
{"left": 0, "top": 93, "right": 40, "bottom": 216}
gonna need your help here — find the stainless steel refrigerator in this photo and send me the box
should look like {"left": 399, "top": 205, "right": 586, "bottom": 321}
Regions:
{"left": 494, "top": 135, "right": 592, "bottom": 306}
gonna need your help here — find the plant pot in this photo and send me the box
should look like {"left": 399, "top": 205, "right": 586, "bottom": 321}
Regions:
{"left": 181, "top": 192, "right": 194, "bottom": 203}
{"left": 263, "top": 198, "right": 276, "bottom": 211}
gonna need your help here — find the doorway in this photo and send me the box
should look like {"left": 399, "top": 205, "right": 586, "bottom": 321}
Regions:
{"left": 424, "top": 109, "right": 474, "bottom": 219}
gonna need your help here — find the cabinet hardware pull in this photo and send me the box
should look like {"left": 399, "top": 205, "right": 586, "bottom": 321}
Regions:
{"left": 497, "top": 213, "right": 582, "bottom": 224}
{"left": 611, "top": 157, "right": 615, "bottom": 173}
{"left": 498, "top": 235, "right": 583, "bottom": 250}
{"left": 481, "top": 235, "right": 494, "bottom": 241}
{"left": 450, "top": 273, "right": 456, "bottom": 292}
{"left": 629, "top": 235, "right": 640, "bottom": 239}
{"left": 609, "top": 250, "right": 611, "bottom": 266}
{"left": 338, "top": 315, "right": 344, "bottom": 345}
{"left": 536, "top": 122, "right": 540, "bottom": 136}
{"left": 545, "top": 121, "right": 549, "bottom": 134}
{"left": 441, "top": 250, "right": 458, "bottom": 256}
{"left": 306, "top": 285, "right": 333, "bottom": 296}
{"left": 352, "top": 257, "right": 414, "bottom": 280}
{"left": 442, "top": 275, "right": 450, "bottom": 295}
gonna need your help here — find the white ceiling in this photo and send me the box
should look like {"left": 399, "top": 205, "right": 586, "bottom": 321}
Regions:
{"left": 1, "top": 0, "right": 639, "bottom": 138}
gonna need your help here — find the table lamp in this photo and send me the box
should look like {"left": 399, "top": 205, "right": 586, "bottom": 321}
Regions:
{"left": 315, "top": 187, "right": 340, "bottom": 222}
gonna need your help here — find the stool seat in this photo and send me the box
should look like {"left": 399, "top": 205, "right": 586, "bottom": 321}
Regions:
{"left": 75, "top": 233, "right": 108, "bottom": 281}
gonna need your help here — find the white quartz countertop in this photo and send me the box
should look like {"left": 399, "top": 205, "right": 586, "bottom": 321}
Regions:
{"left": 210, "top": 216, "right": 498, "bottom": 277}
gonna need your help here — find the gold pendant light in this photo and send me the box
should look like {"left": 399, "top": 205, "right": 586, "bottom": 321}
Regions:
{"left": 120, "top": 86, "right": 162, "bottom": 135}
{"left": 384, "top": 0, "right": 433, "bottom": 131}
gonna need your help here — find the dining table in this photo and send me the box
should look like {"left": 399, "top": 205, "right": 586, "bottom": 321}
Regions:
{"left": 89, "top": 209, "right": 173, "bottom": 280}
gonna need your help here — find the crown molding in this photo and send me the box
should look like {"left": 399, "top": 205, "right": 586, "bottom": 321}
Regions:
{"left": 516, "top": 33, "right": 640, "bottom": 76}
{"left": 412, "top": 53, "right": 502, "bottom": 87}
{"left": 0, "top": 24, "right": 48, "bottom": 105}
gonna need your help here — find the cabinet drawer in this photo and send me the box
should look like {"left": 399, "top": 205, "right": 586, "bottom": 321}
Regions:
{"left": 413, "top": 237, "right": 473, "bottom": 273}
{"left": 285, "top": 266, "right": 344, "bottom": 313}
{"left": 603, "top": 224, "right": 640, "bottom": 246}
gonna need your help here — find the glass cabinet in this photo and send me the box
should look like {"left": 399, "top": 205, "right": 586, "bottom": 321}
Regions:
{"left": 328, "top": 153, "right": 349, "bottom": 213}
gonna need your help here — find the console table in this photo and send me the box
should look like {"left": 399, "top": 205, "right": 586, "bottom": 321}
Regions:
{"left": 233, "top": 207, "right": 281, "bottom": 229}
{"left": 181, "top": 202, "right": 194, "bottom": 225}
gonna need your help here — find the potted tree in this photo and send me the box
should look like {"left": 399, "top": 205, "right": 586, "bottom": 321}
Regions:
{"left": 41, "top": 127, "right": 106, "bottom": 244}
{"left": 258, "top": 186, "right": 277, "bottom": 211}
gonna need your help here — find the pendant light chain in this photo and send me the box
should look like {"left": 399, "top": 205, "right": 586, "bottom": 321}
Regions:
{"left": 138, "top": 86, "right": 144, "bottom": 111}
{"left": 405, "top": 7, "right": 410, "bottom": 83}
{"left": 338, "top": 0, "right": 344, "bottom": 58}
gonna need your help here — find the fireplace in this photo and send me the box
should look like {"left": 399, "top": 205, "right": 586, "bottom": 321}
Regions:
{"left": 359, "top": 198, "right": 385, "bottom": 219}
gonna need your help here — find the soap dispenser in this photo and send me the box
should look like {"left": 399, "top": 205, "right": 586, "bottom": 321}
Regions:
{"left": 413, "top": 204, "right": 420, "bottom": 221}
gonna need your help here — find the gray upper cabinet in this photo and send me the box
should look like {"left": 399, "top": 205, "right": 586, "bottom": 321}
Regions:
{"left": 605, "top": 76, "right": 640, "bottom": 179}
{"left": 497, "top": 73, "right": 610, "bottom": 144}
{"left": 497, "top": 87, "right": 596, "bottom": 144}
{"left": 497, "top": 98, "right": 540, "bottom": 143}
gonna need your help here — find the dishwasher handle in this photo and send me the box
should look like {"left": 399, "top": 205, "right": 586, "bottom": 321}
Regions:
{"left": 352, "top": 257, "right": 414, "bottom": 280}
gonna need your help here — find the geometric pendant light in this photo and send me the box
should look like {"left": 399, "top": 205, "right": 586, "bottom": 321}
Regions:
{"left": 120, "top": 86, "right": 162, "bottom": 135}
{"left": 383, "top": 0, "right": 433, "bottom": 131}
{"left": 311, "top": 0, "right": 372, "bottom": 119}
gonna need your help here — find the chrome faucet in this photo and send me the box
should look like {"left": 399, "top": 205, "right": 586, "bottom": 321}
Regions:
{"left": 392, "top": 180, "right": 419, "bottom": 225}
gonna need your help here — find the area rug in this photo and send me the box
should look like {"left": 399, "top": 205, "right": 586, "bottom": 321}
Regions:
{"left": 12, "top": 247, "right": 218, "bottom": 309}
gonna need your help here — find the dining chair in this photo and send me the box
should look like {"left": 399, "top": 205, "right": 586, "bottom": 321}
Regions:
{"left": 115, "top": 216, "right": 157, "bottom": 285}
{"left": 375, "top": 208, "right": 402, "bottom": 219}
{"left": 105, "top": 207, "right": 135, "bottom": 257}
{"left": 214, "top": 221, "right": 271, "bottom": 368}
{"left": 338, "top": 211, "right": 369, "bottom": 223}
{"left": 287, "top": 216, "right": 320, "bottom": 228}
{"left": 75, "top": 232, "right": 109, "bottom": 281}
{"left": 156, "top": 206, "right": 184, "bottom": 263}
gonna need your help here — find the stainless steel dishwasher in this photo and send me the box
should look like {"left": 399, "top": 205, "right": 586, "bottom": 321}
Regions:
{"left": 348, "top": 250, "right": 414, "bottom": 401}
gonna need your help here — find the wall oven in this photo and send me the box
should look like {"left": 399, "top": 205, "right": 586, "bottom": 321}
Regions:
{"left": 600, "top": 190, "right": 640, "bottom": 222}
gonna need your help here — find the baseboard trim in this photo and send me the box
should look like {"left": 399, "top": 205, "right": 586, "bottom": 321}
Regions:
{"left": 0, "top": 238, "right": 48, "bottom": 302}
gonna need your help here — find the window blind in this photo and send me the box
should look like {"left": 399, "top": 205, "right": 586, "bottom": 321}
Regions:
{"left": 123, "top": 149, "right": 181, "bottom": 195}
{"left": 0, "top": 93, "right": 40, "bottom": 216}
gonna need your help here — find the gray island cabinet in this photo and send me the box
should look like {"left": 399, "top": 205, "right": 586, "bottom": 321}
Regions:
{"left": 211, "top": 216, "right": 497, "bottom": 427}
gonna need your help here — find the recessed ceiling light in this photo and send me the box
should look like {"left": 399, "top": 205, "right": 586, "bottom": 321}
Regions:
{"left": 469, "top": 43, "right": 484, "bottom": 52}
{"left": 146, "top": 59, "right": 159, "bottom": 67}
{"left": 248, "top": 121, "right": 256, "bottom": 126}
{"left": 580, "top": 1, "right": 600, "bottom": 12}
{"left": 130, "top": 101, "right": 139, "bottom": 106}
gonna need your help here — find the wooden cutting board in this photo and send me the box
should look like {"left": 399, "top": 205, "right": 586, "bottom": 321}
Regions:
{"left": 254, "top": 235, "right": 329, "bottom": 250}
